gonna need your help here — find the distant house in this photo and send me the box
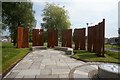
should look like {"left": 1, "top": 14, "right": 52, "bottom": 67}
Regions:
{"left": 107, "top": 37, "right": 120, "bottom": 45}
{"left": 1, "top": 36, "right": 11, "bottom": 42}
{"left": 105, "top": 38, "right": 109, "bottom": 44}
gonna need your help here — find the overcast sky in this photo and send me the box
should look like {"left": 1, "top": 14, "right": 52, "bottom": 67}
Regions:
{"left": 31, "top": 0, "right": 120, "bottom": 38}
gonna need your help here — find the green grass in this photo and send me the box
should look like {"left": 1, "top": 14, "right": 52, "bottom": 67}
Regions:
{"left": 1, "top": 42, "right": 29, "bottom": 74}
{"left": 73, "top": 50, "right": 119, "bottom": 63}
{"left": 105, "top": 44, "right": 120, "bottom": 48}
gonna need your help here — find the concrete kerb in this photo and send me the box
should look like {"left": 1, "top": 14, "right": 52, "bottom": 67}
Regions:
{"left": 68, "top": 62, "right": 102, "bottom": 80}
{"left": 54, "top": 47, "right": 73, "bottom": 55}
{"left": 32, "top": 46, "right": 73, "bottom": 55}
{"left": 32, "top": 46, "right": 47, "bottom": 50}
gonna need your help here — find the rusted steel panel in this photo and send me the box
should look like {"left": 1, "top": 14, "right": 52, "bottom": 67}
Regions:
{"left": 87, "top": 27, "right": 93, "bottom": 52}
{"left": 80, "top": 28, "right": 86, "bottom": 50}
{"left": 32, "top": 29, "right": 39, "bottom": 46}
{"left": 17, "top": 27, "right": 23, "bottom": 48}
{"left": 96, "top": 23, "right": 101, "bottom": 55}
{"left": 39, "top": 29, "right": 44, "bottom": 46}
{"left": 54, "top": 29, "right": 58, "bottom": 46}
{"left": 80, "top": 28, "right": 85, "bottom": 50}
{"left": 62, "top": 29, "right": 72, "bottom": 48}
{"left": 47, "top": 28, "right": 52, "bottom": 48}
{"left": 98, "top": 19, "right": 105, "bottom": 56}
{"left": 74, "top": 29, "right": 79, "bottom": 49}
{"left": 93, "top": 25, "right": 97, "bottom": 53}
{"left": 74, "top": 28, "right": 86, "bottom": 50}
{"left": 102, "top": 19, "right": 105, "bottom": 56}
{"left": 22, "top": 28, "right": 29, "bottom": 48}
{"left": 67, "top": 29, "right": 72, "bottom": 48}
{"left": 62, "top": 30, "right": 66, "bottom": 47}
{"left": 87, "top": 19, "right": 105, "bottom": 56}
{"left": 47, "top": 28, "right": 58, "bottom": 48}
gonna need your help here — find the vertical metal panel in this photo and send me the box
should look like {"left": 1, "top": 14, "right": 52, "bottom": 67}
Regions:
{"left": 32, "top": 29, "right": 39, "bottom": 46}
{"left": 62, "top": 29, "right": 66, "bottom": 47}
{"left": 47, "top": 28, "right": 58, "bottom": 48}
{"left": 62, "top": 29, "right": 72, "bottom": 48}
{"left": 98, "top": 19, "right": 105, "bottom": 56}
{"left": 74, "top": 28, "right": 86, "bottom": 50}
{"left": 74, "top": 29, "right": 79, "bottom": 49}
{"left": 80, "top": 28, "right": 86, "bottom": 50}
{"left": 87, "top": 19, "right": 105, "bottom": 56}
{"left": 39, "top": 29, "right": 44, "bottom": 46}
{"left": 96, "top": 23, "right": 101, "bottom": 55}
{"left": 67, "top": 29, "right": 72, "bottom": 48}
{"left": 54, "top": 29, "right": 58, "bottom": 46}
{"left": 102, "top": 19, "right": 105, "bottom": 56}
{"left": 87, "top": 27, "right": 93, "bottom": 52}
{"left": 17, "top": 27, "right": 23, "bottom": 48}
{"left": 93, "top": 26, "right": 97, "bottom": 53}
{"left": 22, "top": 28, "right": 29, "bottom": 48}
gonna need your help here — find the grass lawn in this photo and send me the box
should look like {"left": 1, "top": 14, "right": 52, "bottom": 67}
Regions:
{"left": 1, "top": 42, "right": 30, "bottom": 74}
{"left": 73, "top": 50, "right": 119, "bottom": 63}
{"left": 105, "top": 44, "right": 120, "bottom": 48}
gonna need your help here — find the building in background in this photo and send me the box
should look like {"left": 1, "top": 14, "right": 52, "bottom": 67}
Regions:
{"left": 1, "top": 36, "right": 11, "bottom": 42}
{"left": 107, "top": 37, "right": 120, "bottom": 45}
{"left": 118, "top": 1, "right": 120, "bottom": 37}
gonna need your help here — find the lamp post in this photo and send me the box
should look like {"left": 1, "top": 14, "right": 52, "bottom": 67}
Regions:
{"left": 86, "top": 23, "right": 93, "bottom": 27}
{"left": 86, "top": 22, "right": 92, "bottom": 35}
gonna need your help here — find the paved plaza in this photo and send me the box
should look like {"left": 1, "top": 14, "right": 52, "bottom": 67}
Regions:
{"left": 3, "top": 49, "right": 101, "bottom": 80}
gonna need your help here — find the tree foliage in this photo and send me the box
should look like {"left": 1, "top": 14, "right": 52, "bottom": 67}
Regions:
{"left": 2, "top": 2, "right": 36, "bottom": 46}
{"left": 41, "top": 3, "right": 71, "bottom": 30}
{"left": 118, "top": 28, "right": 120, "bottom": 37}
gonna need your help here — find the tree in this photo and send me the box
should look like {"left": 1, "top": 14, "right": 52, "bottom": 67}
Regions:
{"left": 41, "top": 3, "right": 71, "bottom": 30}
{"left": 118, "top": 28, "right": 120, "bottom": 37}
{"left": 2, "top": 2, "right": 36, "bottom": 46}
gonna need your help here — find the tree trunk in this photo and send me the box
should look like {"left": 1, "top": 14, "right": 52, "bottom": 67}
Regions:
{"left": 13, "top": 32, "right": 17, "bottom": 46}
{"left": 11, "top": 22, "right": 17, "bottom": 47}
{"left": 13, "top": 38, "right": 16, "bottom": 46}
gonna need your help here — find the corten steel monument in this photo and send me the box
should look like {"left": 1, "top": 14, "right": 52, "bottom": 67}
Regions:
{"left": 62, "top": 29, "right": 72, "bottom": 48}
{"left": 47, "top": 28, "right": 58, "bottom": 48}
{"left": 17, "top": 27, "right": 29, "bottom": 48}
{"left": 74, "top": 28, "right": 86, "bottom": 50}
{"left": 32, "top": 29, "right": 44, "bottom": 46}
{"left": 87, "top": 19, "right": 105, "bottom": 57}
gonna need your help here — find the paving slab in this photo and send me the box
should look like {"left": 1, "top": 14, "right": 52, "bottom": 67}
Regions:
{"left": 19, "top": 69, "right": 40, "bottom": 75}
{"left": 3, "top": 49, "right": 85, "bottom": 80}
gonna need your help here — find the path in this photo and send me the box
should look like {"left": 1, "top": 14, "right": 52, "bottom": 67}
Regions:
{"left": 3, "top": 49, "right": 105, "bottom": 80}
{"left": 105, "top": 48, "right": 120, "bottom": 52}
{"left": 4, "top": 49, "right": 85, "bottom": 79}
